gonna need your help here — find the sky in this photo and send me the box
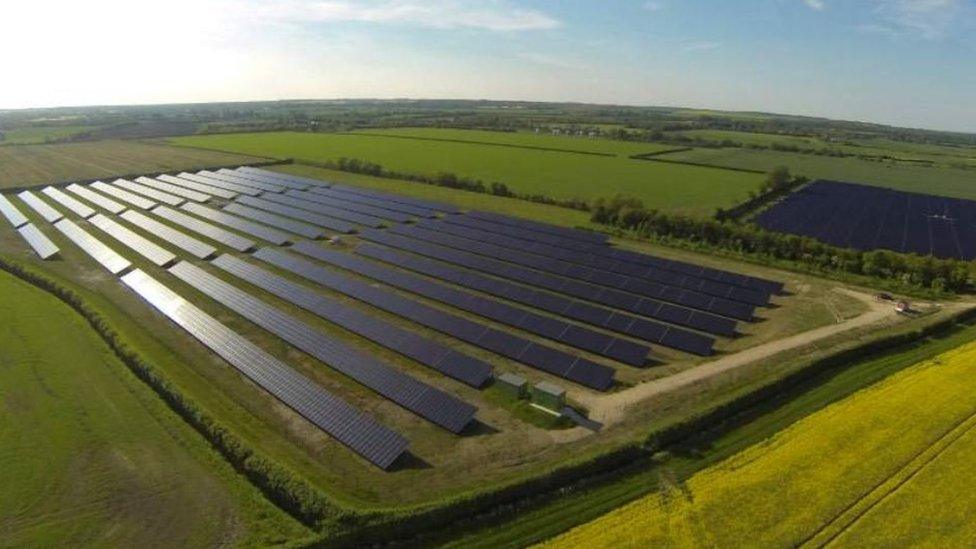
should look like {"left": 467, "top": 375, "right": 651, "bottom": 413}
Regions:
{"left": 2, "top": 0, "right": 974, "bottom": 132}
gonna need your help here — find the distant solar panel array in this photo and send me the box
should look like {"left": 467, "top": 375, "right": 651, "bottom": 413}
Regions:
{"left": 756, "top": 179, "right": 976, "bottom": 260}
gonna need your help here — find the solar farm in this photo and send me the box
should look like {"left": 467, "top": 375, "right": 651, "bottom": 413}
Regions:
{"left": 756, "top": 179, "right": 976, "bottom": 260}
{"left": 0, "top": 164, "right": 791, "bottom": 470}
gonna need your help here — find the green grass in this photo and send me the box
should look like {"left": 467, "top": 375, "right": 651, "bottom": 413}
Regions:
{"left": 173, "top": 131, "right": 766, "bottom": 217}
{"left": 656, "top": 147, "right": 976, "bottom": 199}
{"left": 0, "top": 125, "right": 103, "bottom": 145}
{"left": 436, "top": 320, "right": 976, "bottom": 548}
{"left": 0, "top": 140, "right": 263, "bottom": 189}
{"left": 0, "top": 269, "right": 312, "bottom": 547}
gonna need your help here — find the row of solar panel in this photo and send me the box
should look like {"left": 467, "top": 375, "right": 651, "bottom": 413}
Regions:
{"left": 354, "top": 243, "right": 715, "bottom": 356}
{"left": 290, "top": 241, "right": 651, "bottom": 366}
{"left": 253, "top": 247, "right": 616, "bottom": 390}
{"left": 121, "top": 269, "right": 408, "bottom": 469}
{"left": 427, "top": 217, "right": 762, "bottom": 315}
{"left": 169, "top": 261, "right": 477, "bottom": 433}
{"left": 459, "top": 210, "right": 783, "bottom": 295}
{"left": 375, "top": 226, "right": 739, "bottom": 337}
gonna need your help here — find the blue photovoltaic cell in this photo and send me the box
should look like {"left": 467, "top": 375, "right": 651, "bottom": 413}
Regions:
{"left": 235, "top": 195, "right": 356, "bottom": 234}
{"left": 54, "top": 219, "right": 131, "bottom": 275}
{"left": 236, "top": 166, "right": 326, "bottom": 189}
{"left": 467, "top": 210, "right": 608, "bottom": 244}
{"left": 18, "top": 190, "right": 64, "bottom": 223}
{"left": 156, "top": 174, "right": 237, "bottom": 200}
{"left": 91, "top": 181, "right": 156, "bottom": 210}
{"left": 285, "top": 190, "right": 413, "bottom": 223}
{"left": 111, "top": 179, "right": 185, "bottom": 206}
{"left": 42, "top": 187, "right": 95, "bottom": 218}
{"left": 181, "top": 202, "right": 296, "bottom": 245}
{"left": 66, "top": 184, "right": 126, "bottom": 214}
{"left": 151, "top": 206, "right": 256, "bottom": 252}
{"left": 252, "top": 247, "right": 615, "bottom": 390}
{"left": 211, "top": 254, "right": 492, "bottom": 387}
{"left": 197, "top": 170, "right": 288, "bottom": 193}
{"left": 0, "top": 194, "right": 29, "bottom": 227}
{"left": 169, "top": 261, "right": 477, "bottom": 433}
{"left": 121, "top": 268, "right": 408, "bottom": 469}
{"left": 17, "top": 223, "right": 59, "bottom": 259}
{"left": 289, "top": 241, "right": 649, "bottom": 366}
{"left": 256, "top": 193, "right": 388, "bottom": 227}
{"left": 307, "top": 186, "right": 438, "bottom": 218}
{"left": 119, "top": 210, "right": 217, "bottom": 259}
{"left": 222, "top": 202, "right": 324, "bottom": 239}
{"left": 134, "top": 176, "right": 212, "bottom": 203}
{"left": 177, "top": 172, "right": 262, "bottom": 196}
{"left": 326, "top": 184, "right": 461, "bottom": 214}
{"left": 88, "top": 214, "right": 177, "bottom": 267}
{"left": 217, "top": 168, "right": 314, "bottom": 191}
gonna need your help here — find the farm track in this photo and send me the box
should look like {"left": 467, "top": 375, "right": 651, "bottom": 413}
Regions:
{"left": 801, "top": 401, "right": 976, "bottom": 548}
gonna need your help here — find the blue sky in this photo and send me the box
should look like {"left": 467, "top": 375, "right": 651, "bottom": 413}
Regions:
{"left": 2, "top": 1, "right": 974, "bottom": 132}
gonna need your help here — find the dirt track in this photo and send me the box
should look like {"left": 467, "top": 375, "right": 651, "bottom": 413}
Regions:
{"left": 575, "top": 289, "right": 933, "bottom": 426}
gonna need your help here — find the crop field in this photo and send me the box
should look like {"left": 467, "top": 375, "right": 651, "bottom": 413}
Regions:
{"left": 0, "top": 125, "right": 103, "bottom": 145}
{"left": 0, "top": 269, "right": 310, "bottom": 547}
{"left": 654, "top": 147, "right": 976, "bottom": 199}
{"left": 0, "top": 140, "right": 263, "bottom": 189}
{"left": 173, "top": 131, "right": 766, "bottom": 217}
{"left": 544, "top": 338, "right": 976, "bottom": 547}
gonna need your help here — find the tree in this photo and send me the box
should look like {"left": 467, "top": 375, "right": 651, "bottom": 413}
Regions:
{"left": 765, "top": 166, "right": 792, "bottom": 191}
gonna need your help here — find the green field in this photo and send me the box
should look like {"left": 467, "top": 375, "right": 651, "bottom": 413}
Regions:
{"left": 0, "top": 125, "right": 103, "bottom": 145}
{"left": 656, "top": 147, "right": 976, "bottom": 199}
{"left": 0, "top": 140, "right": 262, "bottom": 189}
{"left": 174, "top": 131, "right": 766, "bottom": 217}
{"left": 544, "top": 337, "right": 976, "bottom": 547}
{"left": 0, "top": 269, "right": 310, "bottom": 547}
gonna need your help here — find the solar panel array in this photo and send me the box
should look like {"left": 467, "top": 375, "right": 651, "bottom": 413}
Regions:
{"left": 211, "top": 254, "right": 493, "bottom": 387}
{"left": 157, "top": 174, "right": 237, "bottom": 200}
{"left": 291, "top": 241, "right": 650, "bottom": 366}
{"left": 18, "top": 191, "right": 64, "bottom": 223}
{"left": 199, "top": 170, "right": 288, "bottom": 193}
{"left": 42, "top": 187, "right": 95, "bottom": 219}
{"left": 756, "top": 179, "right": 976, "bottom": 261}
{"left": 66, "top": 184, "right": 126, "bottom": 214}
{"left": 218, "top": 168, "right": 314, "bottom": 191}
{"left": 418, "top": 219, "right": 762, "bottom": 315}
{"left": 355, "top": 242, "right": 715, "bottom": 356}
{"left": 17, "top": 224, "right": 59, "bottom": 259}
{"left": 375, "top": 226, "right": 739, "bottom": 337}
{"left": 181, "top": 202, "right": 295, "bottom": 245}
{"left": 253, "top": 247, "right": 615, "bottom": 390}
{"left": 91, "top": 181, "right": 156, "bottom": 210}
{"left": 236, "top": 195, "right": 356, "bottom": 234}
{"left": 134, "top": 176, "right": 213, "bottom": 202}
{"left": 121, "top": 268, "right": 407, "bottom": 469}
{"left": 328, "top": 183, "right": 461, "bottom": 214}
{"left": 258, "top": 193, "right": 387, "bottom": 227}
{"left": 112, "top": 179, "right": 185, "bottom": 206}
{"left": 467, "top": 210, "right": 608, "bottom": 244}
{"left": 308, "top": 186, "right": 438, "bottom": 218}
{"left": 152, "top": 206, "right": 255, "bottom": 252}
{"left": 223, "top": 202, "right": 324, "bottom": 239}
{"left": 120, "top": 210, "right": 217, "bottom": 259}
{"left": 178, "top": 172, "right": 261, "bottom": 196}
{"left": 285, "top": 190, "right": 413, "bottom": 224}
{"left": 89, "top": 214, "right": 177, "bottom": 267}
{"left": 237, "top": 166, "right": 324, "bottom": 189}
{"left": 169, "top": 261, "right": 477, "bottom": 433}
{"left": 0, "top": 194, "right": 28, "bottom": 228}
{"left": 54, "top": 219, "right": 131, "bottom": 274}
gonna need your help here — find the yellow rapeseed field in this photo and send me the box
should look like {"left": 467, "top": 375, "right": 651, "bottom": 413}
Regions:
{"left": 542, "top": 341, "right": 976, "bottom": 548}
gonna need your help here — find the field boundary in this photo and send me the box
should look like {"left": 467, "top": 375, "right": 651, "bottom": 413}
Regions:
{"left": 629, "top": 151, "right": 768, "bottom": 174}
{"left": 342, "top": 131, "right": 621, "bottom": 157}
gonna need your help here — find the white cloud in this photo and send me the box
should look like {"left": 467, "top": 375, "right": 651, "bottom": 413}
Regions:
{"left": 803, "top": 0, "right": 826, "bottom": 11}
{"left": 873, "top": 0, "right": 963, "bottom": 38}
{"left": 643, "top": 1, "right": 665, "bottom": 12}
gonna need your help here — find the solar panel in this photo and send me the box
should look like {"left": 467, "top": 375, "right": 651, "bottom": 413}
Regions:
{"left": 119, "top": 210, "right": 217, "bottom": 259}
{"left": 156, "top": 174, "right": 237, "bottom": 200}
{"left": 181, "top": 202, "right": 295, "bottom": 245}
{"left": 111, "top": 178, "right": 185, "bottom": 206}
{"left": 120, "top": 269, "right": 407, "bottom": 469}
{"left": 236, "top": 166, "right": 326, "bottom": 189}
{"left": 88, "top": 214, "right": 177, "bottom": 267}
{"left": 177, "top": 172, "right": 262, "bottom": 196}
{"left": 218, "top": 168, "right": 314, "bottom": 191}
{"left": 326, "top": 184, "right": 462, "bottom": 214}
{"left": 0, "top": 194, "right": 29, "bottom": 227}
{"left": 253, "top": 247, "right": 614, "bottom": 390}
{"left": 134, "top": 176, "right": 212, "bottom": 202}
{"left": 355, "top": 243, "right": 715, "bottom": 356}
{"left": 222, "top": 203, "right": 324, "bottom": 240}
{"left": 286, "top": 190, "right": 413, "bottom": 223}
{"left": 17, "top": 190, "right": 64, "bottom": 223}
{"left": 290, "top": 241, "right": 649, "bottom": 365}
{"left": 40, "top": 186, "right": 96, "bottom": 219}
{"left": 197, "top": 170, "right": 287, "bottom": 193}
{"left": 169, "top": 261, "right": 476, "bottom": 432}
{"left": 307, "top": 186, "right": 438, "bottom": 218}
{"left": 151, "top": 206, "right": 255, "bottom": 252}
{"left": 235, "top": 196, "right": 356, "bottom": 234}
{"left": 360, "top": 230, "right": 735, "bottom": 340}
{"left": 211, "top": 254, "right": 492, "bottom": 387}
{"left": 373, "top": 227, "right": 739, "bottom": 337}
{"left": 467, "top": 210, "right": 608, "bottom": 244}
{"left": 17, "top": 223, "right": 59, "bottom": 259}
{"left": 91, "top": 181, "right": 156, "bottom": 210}
{"left": 257, "top": 193, "right": 388, "bottom": 227}
{"left": 66, "top": 184, "right": 126, "bottom": 214}
{"left": 53, "top": 219, "right": 131, "bottom": 274}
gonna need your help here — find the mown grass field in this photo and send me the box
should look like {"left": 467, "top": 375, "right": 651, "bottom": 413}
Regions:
{"left": 0, "top": 269, "right": 311, "bottom": 547}
{"left": 0, "top": 140, "right": 262, "bottom": 189}
{"left": 543, "top": 337, "right": 976, "bottom": 548}
{"left": 0, "top": 125, "right": 103, "bottom": 145}
{"left": 173, "top": 131, "right": 766, "bottom": 217}
{"left": 656, "top": 147, "right": 976, "bottom": 199}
